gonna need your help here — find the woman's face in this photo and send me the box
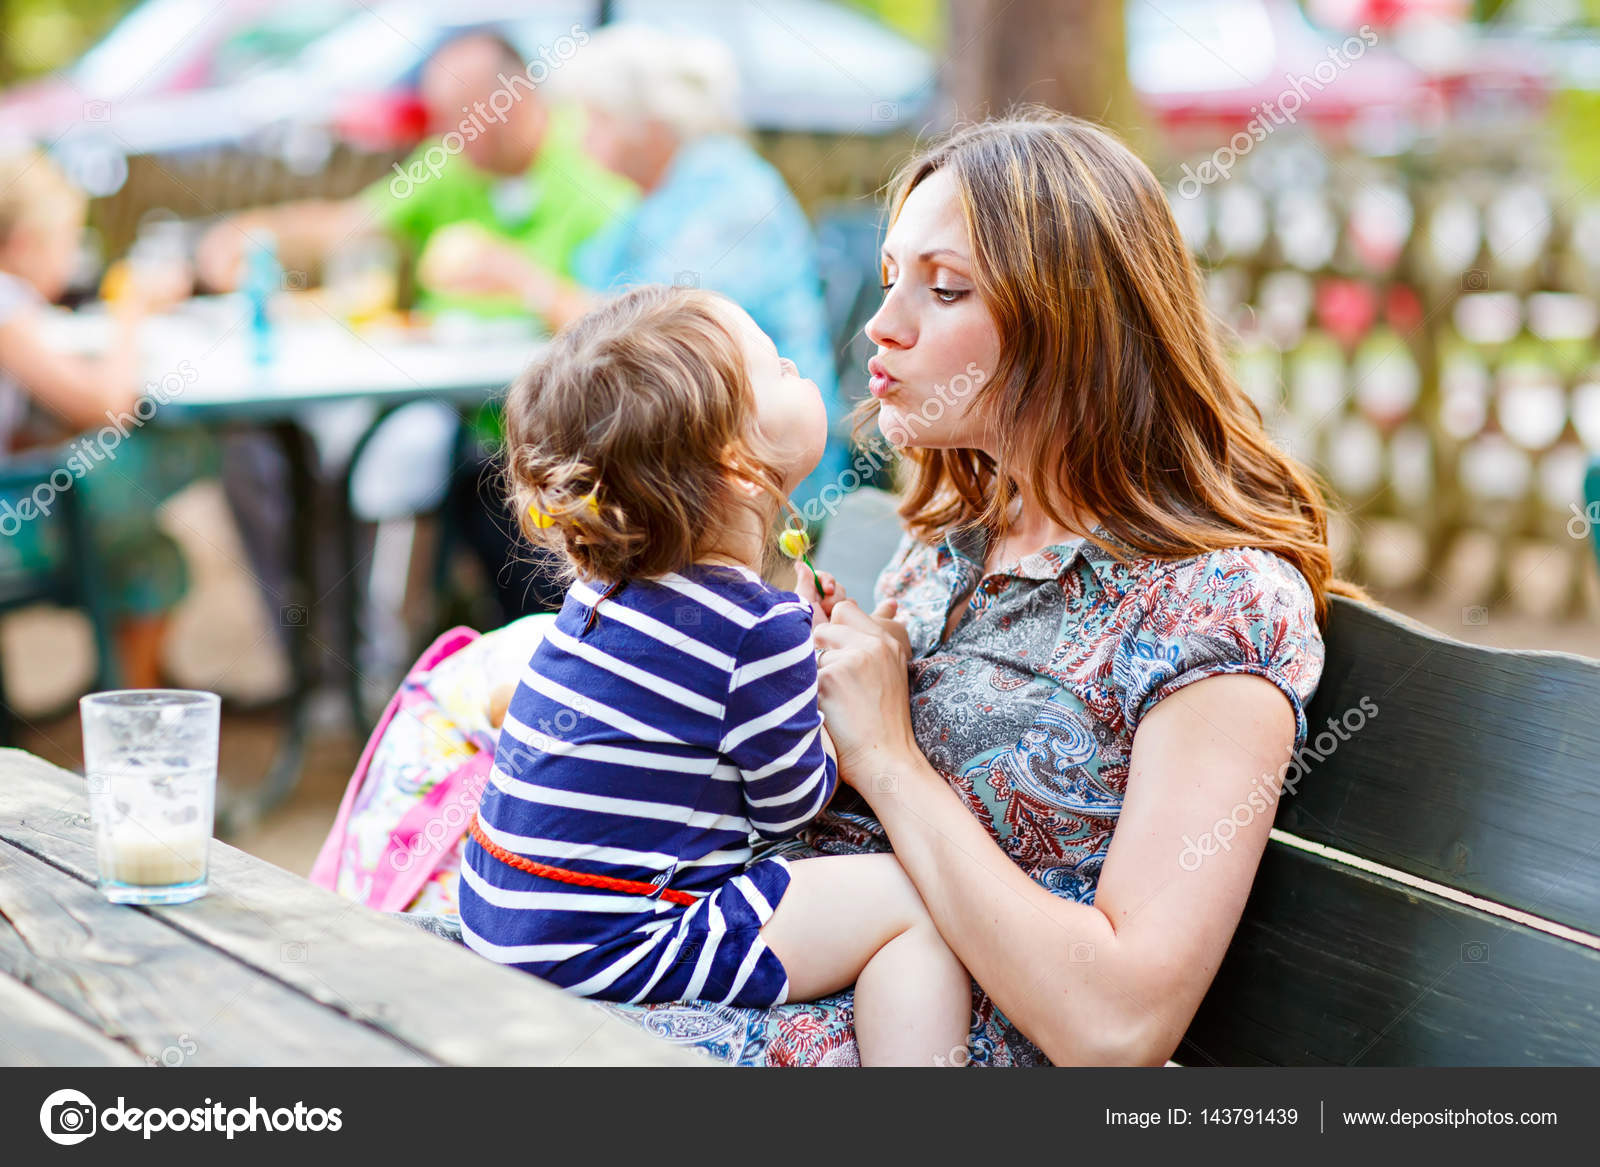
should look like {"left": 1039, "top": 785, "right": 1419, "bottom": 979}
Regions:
{"left": 717, "top": 298, "right": 829, "bottom": 496}
{"left": 865, "top": 167, "right": 1002, "bottom": 453}
{"left": 583, "top": 106, "right": 677, "bottom": 190}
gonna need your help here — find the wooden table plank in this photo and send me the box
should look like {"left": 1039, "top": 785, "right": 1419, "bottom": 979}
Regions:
{"left": 1, "top": 839, "right": 430, "bottom": 1066}
{"left": 0, "top": 973, "right": 146, "bottom": 1067}
{"left": 0, "top": 750, "right": 698, "bottom": 1067}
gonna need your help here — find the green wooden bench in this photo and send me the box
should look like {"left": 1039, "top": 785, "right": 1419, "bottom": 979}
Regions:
{"left": 816, "top": 488, "right": 1600, "bottom": 1066}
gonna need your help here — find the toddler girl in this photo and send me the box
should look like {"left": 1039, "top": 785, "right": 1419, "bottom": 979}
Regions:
{"left": 460, "top": 284, "right": 970, "bottom": 1066}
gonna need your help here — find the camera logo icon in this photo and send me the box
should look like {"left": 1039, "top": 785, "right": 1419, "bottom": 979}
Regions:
{"left": 40, "top": 1088, "right": 97, "bottom": 1145}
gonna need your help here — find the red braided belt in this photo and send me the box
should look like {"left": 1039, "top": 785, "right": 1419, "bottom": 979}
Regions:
{"left": 468, "top": 819, "right": 698, "bottom": 907}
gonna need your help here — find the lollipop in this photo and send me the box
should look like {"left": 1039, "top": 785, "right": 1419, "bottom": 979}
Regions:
{"left": 778, "top": 524, "right": 823, "bottom": 595}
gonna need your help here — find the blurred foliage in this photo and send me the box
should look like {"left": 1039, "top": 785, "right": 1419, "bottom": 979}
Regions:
{"left": 840, "top": 0, "right": 945, "bottom": 49}
{"left": 0, "top": 0, "right": 132, "bottom": 82}
{"left": 1551, "top": 86, "right": 1600, "bottom": 194}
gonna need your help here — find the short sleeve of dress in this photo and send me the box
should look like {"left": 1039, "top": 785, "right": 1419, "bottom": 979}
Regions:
{"left": 722, "top": 600, "right": 837, "bottom": 841}
{"left": 1119, "top": 547, "right": 1325, "bottom": 747}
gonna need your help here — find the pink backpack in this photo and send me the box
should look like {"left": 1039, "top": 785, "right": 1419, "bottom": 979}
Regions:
{"left": 310, "top": 626, "right": 497, "bottom": 914}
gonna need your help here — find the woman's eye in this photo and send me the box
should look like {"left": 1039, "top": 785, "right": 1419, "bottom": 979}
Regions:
{"left": 879, "top": 281, "right": 896, "bottom": 293}
{"left": 932, "top": 287, "right": 968, "bottom": 304}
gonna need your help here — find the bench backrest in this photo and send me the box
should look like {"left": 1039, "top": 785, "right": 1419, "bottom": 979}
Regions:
{"left": 815, "top": 489, "right": 1600, "bottom": 1066}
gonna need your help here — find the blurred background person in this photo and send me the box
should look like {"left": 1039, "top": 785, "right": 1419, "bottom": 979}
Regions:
{"left": 0, "top": 148, "right": 212, "bottom": 688}
{"left": 191, "top": 27, "right": 637, "bottom": 629}
{"left": 195, "top": 27, "right": 634, "bottom": 314}
{"left": 423, "top": 23, "right": 851, "bottom": 623}
{"left": 424, "top": 23, "right": 851, "bottom": 516}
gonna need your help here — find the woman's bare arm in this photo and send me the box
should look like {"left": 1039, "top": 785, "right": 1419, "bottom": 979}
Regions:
{"left": 814, "top": 600, "right": 1294, "bottom": 1064}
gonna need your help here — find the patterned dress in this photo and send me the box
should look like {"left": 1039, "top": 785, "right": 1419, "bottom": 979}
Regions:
{"left": 596, "top": 525, "right": 1326, "bottom": 1065}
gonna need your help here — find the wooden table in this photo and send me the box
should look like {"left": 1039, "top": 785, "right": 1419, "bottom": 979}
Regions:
{"left": 0, "top": 749, "right": 698, "bottom": 1067}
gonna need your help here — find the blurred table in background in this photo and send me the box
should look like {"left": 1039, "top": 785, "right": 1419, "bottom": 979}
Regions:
{"left": 40, "top": 298, "right": 543, "bottom": 825}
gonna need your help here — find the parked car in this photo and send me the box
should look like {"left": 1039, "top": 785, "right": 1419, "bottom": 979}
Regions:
{"left": 1127, "top": 0, "right": 1449, "bottom": 145}
{"left": 0, "top": 0, "right": 936, "bottom": 169}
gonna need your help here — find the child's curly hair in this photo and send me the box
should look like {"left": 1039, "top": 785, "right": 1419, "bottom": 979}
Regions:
{"left": 503, "top": 284, "right": 788, "bottom": 582}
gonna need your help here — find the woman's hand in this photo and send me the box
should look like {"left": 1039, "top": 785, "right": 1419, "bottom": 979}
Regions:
{"left": 810, "top": 599, "right": 919, "bottom": 783}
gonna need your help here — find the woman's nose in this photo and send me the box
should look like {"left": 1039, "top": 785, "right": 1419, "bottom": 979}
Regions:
{"left": 864, "top": 288, "right": 912, "bottom": 350}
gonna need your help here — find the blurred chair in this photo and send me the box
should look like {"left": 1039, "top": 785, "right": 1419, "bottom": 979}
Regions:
{"left": 815, "top": 203, "right": 884, "bottom": 406}
{"left": 814, "top": 204, "right": 891, "bottom": 493}
{"left": 342, "top": 401, "right": 468, "bottom": 730}
{"left": 0, "top": 450, "right": 118, "bottom": 744}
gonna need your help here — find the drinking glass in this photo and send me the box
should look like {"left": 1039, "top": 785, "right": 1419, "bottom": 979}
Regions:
{"left": 79, "top": 690, "right": 220, "bottom": 905}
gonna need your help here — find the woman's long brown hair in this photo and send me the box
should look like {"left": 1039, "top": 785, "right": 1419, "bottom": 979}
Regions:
{"left": 872, "top": 110, "right": 1361, "bottom": 624}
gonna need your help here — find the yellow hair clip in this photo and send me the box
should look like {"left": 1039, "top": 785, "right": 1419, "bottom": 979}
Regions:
{"left": 529, "top": 492, "right": 599, "bottom": 528}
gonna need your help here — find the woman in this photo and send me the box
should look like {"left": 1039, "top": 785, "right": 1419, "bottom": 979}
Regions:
{"left": 600, "top": 111, "right": 1350, "bottom": 1065}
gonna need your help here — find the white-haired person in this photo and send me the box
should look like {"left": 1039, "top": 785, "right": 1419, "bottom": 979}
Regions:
{"left": 424, "top": 24, "right": 851, "bottom": 513}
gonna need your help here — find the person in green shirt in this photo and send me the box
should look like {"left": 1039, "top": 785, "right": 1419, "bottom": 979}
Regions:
{"left": 193, "top": 31, "right": 637, "bottom": 643}
{"left": 196, "top": 30, "right": 635, "bottom": 317}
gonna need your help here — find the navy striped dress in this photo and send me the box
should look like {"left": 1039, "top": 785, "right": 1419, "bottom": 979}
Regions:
{"left": 460, "top": 563, "right": 838, "bottom": 1007}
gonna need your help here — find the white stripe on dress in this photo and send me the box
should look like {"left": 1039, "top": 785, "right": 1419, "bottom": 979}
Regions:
{"left": 568, "top": 581, "right": 736, "bottom": 670}
{"left": 543, "top": 624, "right": 724, "bottom": 717}
{"left": 751, "top": 773, "right": 833, "bottom": 834}
{"left": 729, "top": 638, "right": 815, "bottom": 690}
{"left": 461, "top": 923, "right": 595, "bottom": 964}
{"left": 461, "top": 852, "right": 671, "bottom": 913}
{"left": 628, "top": 894, "right": 711, "bottom": 1003}
{"left": 658, "top": 573, "right": 761, "bottom": 628}
{"left": 720, "top": 680, "right": 819, "bottom": 753}
{"left": 521, "top": 666, "right": 686, "bottom": 744}
{"left": 478, "top": 817, "right": 750, "bottom": 871}
{"left": 564, "top": 925, "right": 676, "bottom": 998}
{"left": 500, "top": 714, "right": 719, "bottom": 775}
{"left": 490, "top": 764, "right": 752, "bottom": 834}
{"left": 740, "top": 725, "right": 820, "bottom": 783}
{"left": 683, "top": 899, "right": 727, "bottom": 1001}
{"left": 744, "top": 758, "right": 831, "bottom": 810}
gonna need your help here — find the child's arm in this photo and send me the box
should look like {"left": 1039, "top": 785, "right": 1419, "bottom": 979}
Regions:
{"left": 488, "top": 681, "right": 515, "bottom": 730}
{"left": 0, "top": 275, "right": 182, "bottom": 431}
{"left": 723, "top": 603, "right": 838, "bottom": 839}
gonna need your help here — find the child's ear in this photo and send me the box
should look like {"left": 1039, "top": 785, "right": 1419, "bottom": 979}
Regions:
{"left": 721, "top": 446, "right": 767, "bottom": 498}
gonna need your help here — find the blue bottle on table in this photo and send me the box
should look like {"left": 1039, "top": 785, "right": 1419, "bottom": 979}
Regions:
{"left": 244, "top": 236, "right": 280, "bottom": 366}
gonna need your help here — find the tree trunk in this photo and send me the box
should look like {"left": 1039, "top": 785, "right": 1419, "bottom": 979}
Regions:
{"left": 943, "top": 0, "right": 1139, "bottom": 138}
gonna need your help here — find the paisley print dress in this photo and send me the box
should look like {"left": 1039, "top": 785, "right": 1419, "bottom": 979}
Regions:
{"left": 598, "top": 525, "right": 1326, "bottom": 1065}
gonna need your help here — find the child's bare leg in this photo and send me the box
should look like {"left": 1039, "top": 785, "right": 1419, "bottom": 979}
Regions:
{"left": 759, "top": 853, "right": 970, "bottom": 1067}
